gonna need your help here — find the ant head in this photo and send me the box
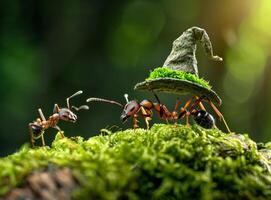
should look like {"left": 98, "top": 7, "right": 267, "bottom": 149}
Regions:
{"left": 59, "top": 108, "right": 77, "bottom": 123}
{"left": 120, "top": 94, "right": 140, "bottom": 123}
{"left": 54, "top": 90, "right": 89, "bottom": 123}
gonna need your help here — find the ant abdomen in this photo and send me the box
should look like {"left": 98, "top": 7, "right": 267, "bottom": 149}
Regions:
{"left": 29, "top": 124, "right": 44, "bottom": 138}
{"left": 193, "top": 110, "right": 215, "bottom": 129}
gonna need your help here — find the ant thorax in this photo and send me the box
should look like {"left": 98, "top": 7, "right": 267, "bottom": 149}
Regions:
{"left": 42, "top": 113, "right": 60, "bottom": 129}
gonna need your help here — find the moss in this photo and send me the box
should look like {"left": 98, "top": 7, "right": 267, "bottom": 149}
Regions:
{"left": 146, "top": 67, "right": 212, "bottom": 90}
{"left": 1, "top": 124, "right": 271, "bottom": 199}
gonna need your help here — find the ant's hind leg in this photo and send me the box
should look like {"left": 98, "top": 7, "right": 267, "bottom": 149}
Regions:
{"left": 195, "top": 96, "right": 206, "bottom": 111}
{"left": 208, "top": 100, "right": 231, "bottom": 133}
{"left": 28, "top": 124, "right": 35, "bottom": 147}
{"left": 141, "top": 107, "right": 152, "bottom": 129}
{"left": 132, "top": 114, "right": 140, "bottom": 129}
{"left": 144, "top": 117, "right": 152, "bottom": 130}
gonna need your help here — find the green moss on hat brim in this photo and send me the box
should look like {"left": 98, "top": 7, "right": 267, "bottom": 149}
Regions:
{"left": 146, "top": 67, "right": 212, "bottom": 90}
{"left": 134, "top": 78, "right": 222, "bottom": 105}
{"left": 1, "top": 124, "right": 271, "bottom": 199}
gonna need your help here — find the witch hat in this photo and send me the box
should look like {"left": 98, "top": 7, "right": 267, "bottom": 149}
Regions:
{"left": 134, "top": 27, "right": 223, "bottom": 105}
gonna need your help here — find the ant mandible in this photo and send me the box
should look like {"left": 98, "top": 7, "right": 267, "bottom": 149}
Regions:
{"left": 28, "top": 90, "right": 89, "bottom": 147}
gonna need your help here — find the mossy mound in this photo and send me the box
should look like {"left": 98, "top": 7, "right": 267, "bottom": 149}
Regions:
{"left": 146, "top": 67, "right": 211, "bottom": 90}
{"left": 1, "top": 124, "right": 271, "bottom": 199}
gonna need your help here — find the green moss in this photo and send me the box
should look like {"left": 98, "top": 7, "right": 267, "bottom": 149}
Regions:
{"left": 1, "top": 124, "right": 271, "bottom": 199}
{"left": 146, "top": 67, "right": 212, "bottom": 90}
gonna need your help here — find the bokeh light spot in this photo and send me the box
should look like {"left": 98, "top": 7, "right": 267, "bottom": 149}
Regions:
{"left": 108, "top": 1, "right": 165, "bottom": 68}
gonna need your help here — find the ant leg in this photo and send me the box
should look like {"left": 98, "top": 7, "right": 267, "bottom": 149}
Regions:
{"left": 144, "top": 117, "right": 152, "bottom": 130}
{"left": 54, "top": 125, "right": 65, "bottom": 138}
{"left": 178, "top": 96, "right": 195, "bottom": 119}
{"left": 188, "top": 96, "right": 205, "bottom": 112}
{"left": 195, "top": 96, "right": 206, "bottom": 111}
{"left": 174, "top": 98, "right": 182, "bottom": 111}
{"left": 133, "top": 114, "right": 139, "bottom": 129}
{"left": 37, "top": 109, "right": 47, "bottom": 146}
{"left": 172, "top": 98, "right": 182, "bottom": 121}
{"left": 53, "top": 104, "right": 60, "bottom": 113}
{"left": 179, "top": 96, "right": 205, "bottom": 126}
{"left": 41, "top": 134, "right": 45, "bottom": 146}
{"left": 28, "top": 123, "right": 35, "bottom": 147}
{"left": 152, "top": 91, "right": 161, "bottom": 104}
{"left": 208, "top": 100, "right": 231, "bottom": 133}
{"left": 186, "top": 115, "right": 190, "bottom": 126}
{"left": 38, "top": 108, "right": 46, "bottom": 121}
{"left": 141, "top": 107, "right": 152, "bottom": 130}
{"left": 152, "top": 92, "right": 165, "bottom": 118}
{"left": 152, "top": 92, "right": 173, "bottom": 123}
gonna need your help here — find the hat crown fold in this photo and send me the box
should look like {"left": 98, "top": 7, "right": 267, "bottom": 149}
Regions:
{"left": 163, "top": 27, "right": 222, "bottom": 77}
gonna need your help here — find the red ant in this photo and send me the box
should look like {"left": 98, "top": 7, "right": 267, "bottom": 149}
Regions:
{"left": 87, "top": 93, "right": 180, "bottom": 129}
{"left": 86, "top": 93, "right": 230, "bottom": 132}
{"left": 28, "top": 90, "right": 89, "bottom": 147}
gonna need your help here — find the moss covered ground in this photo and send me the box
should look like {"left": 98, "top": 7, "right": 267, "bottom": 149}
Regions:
{"left": 1, "top": 124, "right": 271, "bottom": 199}
{"left": 146, "top": 67, "right": 212, "bottom": 90}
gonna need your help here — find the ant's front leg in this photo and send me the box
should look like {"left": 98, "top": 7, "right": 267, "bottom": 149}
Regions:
{"left": 132, "top": 114, "right": 140, "bottom": 129}
{"left": 141, "top": 107, "right": 152, "bottom": 130}
{"left": 206, "top": 99, "right": 231, "bottom": 133}
{"left": 53, "top": 125, "right": 65, "bottom": 138}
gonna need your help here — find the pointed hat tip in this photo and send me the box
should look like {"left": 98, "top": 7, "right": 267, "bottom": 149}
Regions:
{"left": 163, "top": 27, "right": 223, "bottom": 75}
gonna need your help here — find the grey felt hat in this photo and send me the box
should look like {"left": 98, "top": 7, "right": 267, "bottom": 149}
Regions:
{"left": 134, "top": 27, "right": 223, "bottom": 105}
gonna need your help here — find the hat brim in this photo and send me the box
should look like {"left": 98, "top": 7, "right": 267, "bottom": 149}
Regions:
{"left": 134, "top": 78, "right": 222, "bottom": 105}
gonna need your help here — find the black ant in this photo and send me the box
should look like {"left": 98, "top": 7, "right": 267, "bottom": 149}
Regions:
{"left": 28, "top": 90, "right": 89, "bottom": 147}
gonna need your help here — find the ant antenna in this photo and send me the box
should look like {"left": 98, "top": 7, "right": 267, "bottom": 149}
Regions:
{"left": 66, "top": 90, "right": 83, "bottom": 109}
{"left": 124, "top": 94, "right": 129, "bottom": 103}
{"left": 86, "top": 98, "right": 123, "bottom": 107}
{"left": 72, "top": 105, "right": 89, "bottom": 111}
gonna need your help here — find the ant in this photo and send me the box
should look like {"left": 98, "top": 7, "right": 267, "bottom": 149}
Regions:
{"left": 86, "top": 93, "right": 181, "bottom": 129}
{"left": 86, "top": 93, "right": 231, "bottom": 132}
{"left": 28, "top": 90, "right": 89, "bottom": 147}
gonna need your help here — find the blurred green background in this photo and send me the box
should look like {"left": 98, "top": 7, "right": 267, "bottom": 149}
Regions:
{"left": 1, "top": 0, "right": 271, "bottom": 156}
